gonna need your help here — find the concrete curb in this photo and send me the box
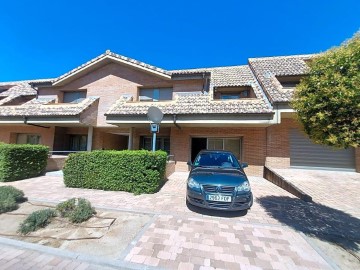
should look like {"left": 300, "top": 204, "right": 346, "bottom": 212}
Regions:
{"left": 299, "top": 232, "right": 340, "bottom": 270}
{"left": 0, "top": 237, "right": 162, "bottom": 270}
{"left": 263, "top": 166, "right": 312, "bottom": 202}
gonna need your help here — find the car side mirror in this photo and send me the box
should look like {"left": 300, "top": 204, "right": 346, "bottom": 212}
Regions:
{"left": 187, "top": 161, "right": 193, "bottom": 166}
{"left": 241, "top": 162, "right": 248, "bottom": 168}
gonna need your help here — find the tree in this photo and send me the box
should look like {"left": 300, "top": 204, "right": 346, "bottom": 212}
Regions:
{"left": 292, "top": 32, "right": 360, "bottom": 148}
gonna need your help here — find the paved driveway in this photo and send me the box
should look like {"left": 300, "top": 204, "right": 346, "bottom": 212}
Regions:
{"left": 1, "top": 171, "right": 358, "bottom": 269}
{"left": 272, "top": 168, "right": 360, "bottom": 217}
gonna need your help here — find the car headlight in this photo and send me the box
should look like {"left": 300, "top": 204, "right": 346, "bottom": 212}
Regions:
{"left": 187, "top": 178, "right": 200, "bottom": 189}
{"left": 236, "top": 181, "right": 251, "bottom": 193}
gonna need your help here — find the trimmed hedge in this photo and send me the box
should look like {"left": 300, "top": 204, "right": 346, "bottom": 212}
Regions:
{"left": 0, "top": 144, "right": 49, "bottom": 182}
{"left": 63, "top": 150, "right": 167, "bottom": 194}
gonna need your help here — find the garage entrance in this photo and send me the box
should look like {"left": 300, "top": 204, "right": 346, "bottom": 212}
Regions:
{"left": 191, "top": 137, "right": 242, "bottom": 162}
{"left": 289, "top": 129, "right": 355, "bottom": 171}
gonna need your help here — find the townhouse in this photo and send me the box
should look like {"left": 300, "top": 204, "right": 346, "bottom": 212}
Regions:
{"left": 0, "top": 50, "right": 358, "bottom": 175}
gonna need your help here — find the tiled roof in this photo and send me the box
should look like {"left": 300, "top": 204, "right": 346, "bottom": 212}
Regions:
{"left": 0, "top": 96, "right": 18, "bottom": 106}
{"left": 0, "top": 97, "right": 99, "bottom": 117}
{"left": 0, "top": 79, "right": 53, "bottom": 97}
{"left": 0, "top": 52, "right": 317, "bottom": 119}
{"left": 52, "top": 50, "right": 171, "bottom": 85}
{"left": 107, "top": 65, "right": 272, "bottom": 115}
{"left": 170, "top": 67, "right": 213, "bottom": 74}
{"left": 106, "top": 93, "right": 272, "bottom": 115}
{"left": 248, "top": 54, "right": 314, "bottom": 102}
{"left": 171, "top": 65, "right": 256, "bottom": 87}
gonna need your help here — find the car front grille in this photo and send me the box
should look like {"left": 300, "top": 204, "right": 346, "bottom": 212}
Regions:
{"left": 207, "top": 201, "right": 232, "bottom": 209}
{"left": 202, "top": 185, "right": 235, "bottom": 194}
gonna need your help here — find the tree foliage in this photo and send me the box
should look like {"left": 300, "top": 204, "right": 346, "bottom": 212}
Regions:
{"left": 292, "top": 32, "right": 360, "bottom": 148}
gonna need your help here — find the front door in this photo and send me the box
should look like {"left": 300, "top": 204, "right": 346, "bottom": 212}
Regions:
{"left": 191, "top": 138, "right": 207, "bottom": 162}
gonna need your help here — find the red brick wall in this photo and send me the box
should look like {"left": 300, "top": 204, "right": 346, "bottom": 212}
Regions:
{"left": 265, "top": 117, "right": 360, "bottom": 172}
{"left": 265, "top": 117, "right": 300, "bottom": 168}
{"left": 132, "top": 127, "right": 171, "bottom": 150}
{"left": 38, "top": 63, "right": 204, "bottom": 128}
{"left": 169, "top": 126, "right": 266, "bottom": 176}
{"left": 92, "top": 127, "right": 129, "bottom": 150}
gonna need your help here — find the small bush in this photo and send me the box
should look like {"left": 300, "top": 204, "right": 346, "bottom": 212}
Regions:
{"left": 0, "top": 186, "right": 26, "bottom": 213}
{"left": 63, "top": 150, "right": 167, "bottom": 194}
{"left": 0, "top": 186, "right": 26, "bottom": 202}
{"left": 56, "top": 198, "right": 77, "bottom": 217}
{"left": 56, "top": 198, "right": 96, "bottom": 223}
{"left": 0, "top": 144, "right": 49, "bottom": 182}
{"left": 18, "top": 208, "right": 57, "bottom": 235}
{"left": 0, "top": 196, "right": 18, "bottom": 214}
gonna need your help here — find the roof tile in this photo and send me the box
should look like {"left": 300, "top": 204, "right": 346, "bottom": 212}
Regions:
{"left": 248, "top": 54, "right": 314, "bottom": 102}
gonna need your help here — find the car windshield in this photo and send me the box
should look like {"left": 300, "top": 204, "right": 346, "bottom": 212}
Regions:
{"left": 193, "top": 152, "right": 241, "bottom": 168}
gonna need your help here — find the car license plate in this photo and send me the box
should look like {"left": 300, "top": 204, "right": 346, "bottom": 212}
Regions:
{"left": 207, "top": 194, "right": 232, "bottom": 202}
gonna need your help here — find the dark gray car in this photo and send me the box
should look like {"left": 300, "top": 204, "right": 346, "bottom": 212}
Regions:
{"left": 186, "top": 150, "right": 253, "bottom": 211}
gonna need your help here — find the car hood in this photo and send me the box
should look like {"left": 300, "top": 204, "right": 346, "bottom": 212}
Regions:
{"left": 189, "top": 167, "right": 248, "bottom": 186}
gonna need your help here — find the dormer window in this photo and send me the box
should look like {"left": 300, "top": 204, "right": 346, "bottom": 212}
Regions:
{"left": 63, "top": 91, "right": 86, "bottom": 103}
{"left": 214, "top": 86, "right": 254, "bottom": 100}
{"left": 139, "top": 88, "right": 173, "bottom": 102}
{"left": 276, "top": 76, "right": 302, "bottom": 90}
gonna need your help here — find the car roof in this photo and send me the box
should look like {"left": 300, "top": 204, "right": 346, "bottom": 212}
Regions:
{"left": 197, "top": 150, "right": 234, "bottom": 155}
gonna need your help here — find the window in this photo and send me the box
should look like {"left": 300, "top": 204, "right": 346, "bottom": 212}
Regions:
{"left": 276, "top": 76, "right": 301, "bottom": 90}
{"left": 63, "top": 91, "right": 86, "bottom": 103}
{"left": 139, "top": 88, "right": 173, "bottom": 102}
{"left": 215, "top": 87, "right": 252, "bottom": 100}
{"left": 16, "top": 134, "right": 41, "bottom": 145}
{"left": 69, "top": 135, "right": 87, "bottom": 151}
{"left": 220, "top": 90, "right": 249, "bottom": 100}
{"left": 207, "top": 138, "right": 242, "bottom": 160}
{"left": 140, "top": 136, "right": 170, "bottom": 154}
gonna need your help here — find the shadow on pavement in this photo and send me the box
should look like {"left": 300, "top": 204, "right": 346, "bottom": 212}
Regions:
{"left": 258, "top": 196, "right": 360, "bottom": 251}
{"left": 186, "top": 201, "right": 248, "bottom": 218}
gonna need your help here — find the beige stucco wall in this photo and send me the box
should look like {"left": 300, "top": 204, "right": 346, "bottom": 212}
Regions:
{"left": 0, "top": 125, "right": 55, "bottom": 150}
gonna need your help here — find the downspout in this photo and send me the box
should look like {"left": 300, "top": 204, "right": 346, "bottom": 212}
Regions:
{"left": 276, "top": 103, "right": 280, "bottom": 124}
{"left": 29, "top": 83, "right": 39, "bottom": 99}
{"left": 23, "top": 116, "right": 49, "bottom": 129}
{"left": 173, "top": 115, "right": 181, "bottom": 129}
{"left": 201, "top": 72, "right": 210, "bottom": 93}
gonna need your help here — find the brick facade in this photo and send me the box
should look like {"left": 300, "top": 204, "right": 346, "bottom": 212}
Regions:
{"left": 1, "top": 55, "right": 359, "bottom": 174}
{"left": 170, "top": 126, "right": 266, "bottom": 176}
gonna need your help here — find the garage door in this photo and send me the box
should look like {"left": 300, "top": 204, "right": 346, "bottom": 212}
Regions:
{"left": 289, "top": 129, "right": 355, "bottom": 171}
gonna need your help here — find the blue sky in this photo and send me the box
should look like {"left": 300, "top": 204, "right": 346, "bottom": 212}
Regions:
{"left": 0, "top": 0, "right": 359, "bottom": 81}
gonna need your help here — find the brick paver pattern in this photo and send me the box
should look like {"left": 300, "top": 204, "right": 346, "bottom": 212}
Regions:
{"left": 1, "top": 171, "right": 354, "bottom": 269}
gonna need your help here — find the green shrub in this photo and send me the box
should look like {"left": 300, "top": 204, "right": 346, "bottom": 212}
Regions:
{"left": 0, "top": 186, "right": 26, "bottom": 213}
{"left": 0, "top": 196, "right": 18, "bottom": 214}
{"left": 0, "top": 186, "right": 26, "bottom": 202}
{"left": 0, "top": 144, "right": 49, "bottom": 182}
{"left": 69, "top": 199, "right": 96, "bottom": 223}
{"left": 56, "top": 198, "right": 77, "bottom": 217}
{"left": 63, "top": 150, "right": 167, "bottom": 194}
{"left": 18, "top": 208, "right": 57, "bottom": 235}
{"left": 56, "top": 198, "right": 96, "bottom": 223}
